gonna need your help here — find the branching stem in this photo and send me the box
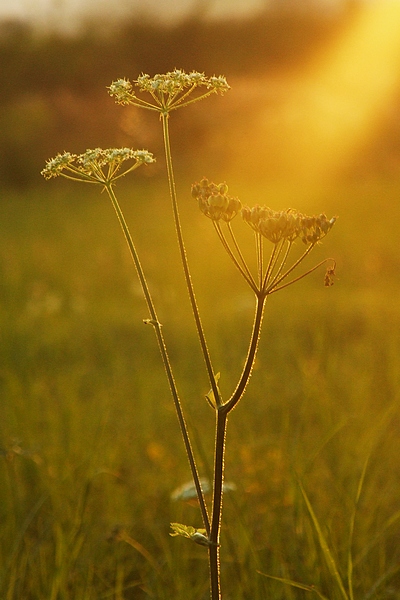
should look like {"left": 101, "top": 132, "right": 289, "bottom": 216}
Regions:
{"left": 161, "top": 113, "right": 221, "bottom": 409}
{"left": 105, "top": 182, "right": 210, "bottom": 535}
{"left": 209, "top": 409, "right": 228, "bottom": 600}
{"left": 224, "top": 294, "right": 267, "bottom": 413}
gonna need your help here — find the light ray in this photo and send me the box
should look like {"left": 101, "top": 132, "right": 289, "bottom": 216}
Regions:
{"left": 227, "top": 3, "right": 400, "bottom": 193}
{"left": 285, "top": 1, "right": 400, "bottom": 183}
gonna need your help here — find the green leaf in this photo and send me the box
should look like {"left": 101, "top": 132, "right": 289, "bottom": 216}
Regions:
{"left": 170, "top": 523, "right": 209, "bottom": 546}
{"left": 205, "top": 372, "right": 221, "bottom": 408}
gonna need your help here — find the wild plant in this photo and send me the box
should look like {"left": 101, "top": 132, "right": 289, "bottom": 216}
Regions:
{"left": 42, "top": 68, "right": 336, "bottom": 599}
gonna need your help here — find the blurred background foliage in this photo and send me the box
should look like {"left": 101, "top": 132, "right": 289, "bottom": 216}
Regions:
{"left": 2, "top": 1, "right": 400, "bottom": 598}
{"left": 1, "top": 0, "right": 400, "bottom": 188}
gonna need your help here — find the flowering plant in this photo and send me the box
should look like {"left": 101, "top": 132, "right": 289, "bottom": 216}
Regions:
{"left": 43, "top": 68, "right": 336, "bottom": 600}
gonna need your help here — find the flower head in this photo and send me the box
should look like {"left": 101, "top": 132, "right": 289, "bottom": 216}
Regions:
{"left": 241, "top": 205, "right": 336, "bottom": 245}
{"left": 299, "top": 213, "right": 337, "bottom": 244}
{"left": 192, "top": 177, "right": 241, "bottom": 222}
{"left": 41, "top": 148, "right": 155, "bottom": 184}
{"left": 41, "top": 152, "right": 77, "bottom": 179}
{"left": 107, "top": 78, "right": 134, "bottom": 105}
{"left": 108, "top": 69, "right": 230, "bottom": 113}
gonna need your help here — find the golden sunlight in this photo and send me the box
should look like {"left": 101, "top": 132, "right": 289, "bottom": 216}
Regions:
{"left": 288, "top": 1, "right": 400, "bottom": 183}
{"left": 227, "top": 2, "right": 400, "bottom": 192}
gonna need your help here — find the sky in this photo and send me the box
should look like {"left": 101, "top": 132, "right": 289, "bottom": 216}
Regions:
{"left": 0, "top": 0, "right": 355, "bottom": 33}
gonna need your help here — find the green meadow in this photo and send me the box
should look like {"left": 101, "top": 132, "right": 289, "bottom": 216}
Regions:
{"left": 1, "top": 171, "right": 400, "bottom": 599}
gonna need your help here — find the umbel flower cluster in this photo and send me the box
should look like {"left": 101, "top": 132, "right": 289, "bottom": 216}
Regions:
{"left": 242, "top": 205, "right": 336, "bottom": 245}
{"left": 192, "top": 178, "right": 336, "bottom": 295}
{"left": 192, "top": 178, "right": 336, "bottom": 246}
{"left": 41, "top": 148, "right": 155, "bottom": 183}
{"left": 191, "top": 178, "right": 242, "bottom": 222}
{"left": 108, "top": 69, "right": 230, "bottom": 113}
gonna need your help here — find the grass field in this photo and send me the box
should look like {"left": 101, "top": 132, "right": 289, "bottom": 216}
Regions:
{"left": 1, "top": 172, "right": 400, "bottom": 599}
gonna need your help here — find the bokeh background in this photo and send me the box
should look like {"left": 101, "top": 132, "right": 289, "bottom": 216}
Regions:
{"left": 2, "top": 1, "right": 400, "bottom": 598}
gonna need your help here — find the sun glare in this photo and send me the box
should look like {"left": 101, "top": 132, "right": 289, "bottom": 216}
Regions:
{"left": 230, "top": 2, "right": 400, "bottom": 192}
{"left": 290, "top": 1, "right": 400, "bottom": 183}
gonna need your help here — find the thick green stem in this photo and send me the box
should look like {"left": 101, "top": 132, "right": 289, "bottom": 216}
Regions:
{"left": 161, "top": 112, "right": 221, "bottom": 407}
{"left": 209, "top": 409, "right": 228, "bottom": 600}
{"left": 105, "top": 183, "right": 210, "bottom": 534}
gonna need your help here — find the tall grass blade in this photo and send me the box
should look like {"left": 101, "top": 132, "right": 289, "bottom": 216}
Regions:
{"left": 347, "top": 454, "right": 370, "bottom": 600}
{"left": 257, "top": 571, "right": 329, "bottom": 600}
{"left": 299, "top": 480, "right": 349, "bottom": 600}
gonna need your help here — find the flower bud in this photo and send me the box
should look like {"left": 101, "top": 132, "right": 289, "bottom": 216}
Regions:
{"left": 191, "top": 532, "right": 211, "bottom": 547}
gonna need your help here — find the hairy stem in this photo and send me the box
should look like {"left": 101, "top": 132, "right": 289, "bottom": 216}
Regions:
{"left": 224, "top": 294, "right": 266, "bottom": 413}
{"left": 209, "top": 409, "right": 228, "bottom": 600}
{"left": 207, "top": 295, "right": 266, "bottom": 597}
{"left": 161, "top": 112, "right": 221, "bottom": 407}
{"left": 105, "top": 183, "right": 210, "bottom": 534}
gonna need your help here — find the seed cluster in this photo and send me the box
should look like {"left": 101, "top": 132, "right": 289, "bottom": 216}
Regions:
{"left": 242, "top": 206, "right": 301, "bottom": 243}
{"left": 192, "top": 179, "right": 336, "bottom": 244}
{"left": 241, "top": 205, "right": 336, "bottom": 244}
{"left": 191, "top": 178, "right": 242, "bottom": 222}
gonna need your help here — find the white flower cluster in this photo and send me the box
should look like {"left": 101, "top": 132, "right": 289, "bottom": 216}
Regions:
{"left": 42, "top": 148, "right": 155, "bottom": 181}
{"left": 108, "top": 69, "right": 230, "bottom": 112}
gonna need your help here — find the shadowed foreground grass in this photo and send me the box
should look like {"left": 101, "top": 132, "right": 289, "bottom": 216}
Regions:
{"left": 1, "top": 178, "right": 400, "bottom": 599}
